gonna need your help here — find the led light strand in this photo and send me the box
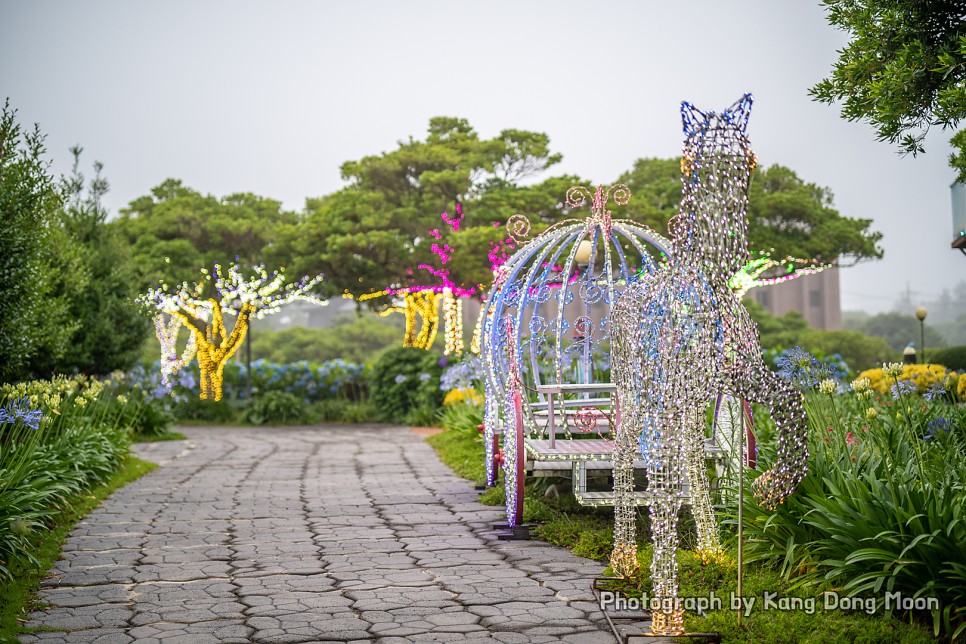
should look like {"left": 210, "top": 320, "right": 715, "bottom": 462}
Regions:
{"left": 610, "top": 95, "right": 808, "bottom": 636}
{"left": 479, "top": 183, "right": 673, "bottom": 527}
{"left": 140, "top": 262, "right": 326, "bottom": 400}
{"left": 154, "top": 314, "right": 197, "bottom": 387}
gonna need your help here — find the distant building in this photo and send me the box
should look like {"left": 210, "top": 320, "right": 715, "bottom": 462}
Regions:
{"left": 750, "top": 267, "right": 842, "bottom": 330}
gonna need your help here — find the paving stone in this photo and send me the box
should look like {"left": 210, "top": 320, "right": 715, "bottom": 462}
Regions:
{"left": 20, "top": 424, "right": 624, "bottom": 642}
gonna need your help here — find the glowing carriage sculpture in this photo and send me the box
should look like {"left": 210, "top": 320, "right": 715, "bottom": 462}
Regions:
{"left": 480, "top": 185, "right": 674, "bottom": 528}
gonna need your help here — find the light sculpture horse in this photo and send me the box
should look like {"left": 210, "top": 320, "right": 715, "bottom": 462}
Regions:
{"left": 610, "top": 94, "right": 809, "bottom": 636}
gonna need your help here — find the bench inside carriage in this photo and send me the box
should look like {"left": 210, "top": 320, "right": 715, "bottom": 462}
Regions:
{"left": 523, "top": 383, "right": 725, "bottom": 507}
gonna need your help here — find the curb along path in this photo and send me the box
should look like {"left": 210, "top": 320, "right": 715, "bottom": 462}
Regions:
{"left": 21, "top": 425, "right": 626, "bottom": 643}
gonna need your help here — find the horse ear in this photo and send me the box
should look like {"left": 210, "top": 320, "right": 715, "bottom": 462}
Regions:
{"left": 681, "top": 102, "right": 706, "bottom": 137}
{"left": 725, "top": 93, "right": 753, "bottom": 132}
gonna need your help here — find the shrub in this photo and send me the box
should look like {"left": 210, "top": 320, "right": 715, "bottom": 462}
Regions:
{"left": 0, "top": 377, "right": 135, "bottom": 581}
{"left": 724, "top": 365, "right": 966, "bottom": 640}
{"left": 312, "top": 399, "right": 349, "bottom": 422}
{"left": 226, "top": 359, "right": 367, "bottom": 402}
{"left": 248, "top": 315, "right": 403, "bottom": 364}
{"left": 244, "top": 391, "right": 311, "bottom": 425}
{"left": 174, "top": 397, "right": 237, "bottom": 423}
{"left": 857, "top": 363, "right": 954, "bottom": 396}
{"left": 437, "top": 401, "right": 484, "bottom": 434}
{"left": 369, "top": 348, "right": 445, "bottom": 422}
{"left": 931, "top": 345, "right": 966, "bottom": 371}
{"left": 339, "top": 401, "right": 378, "bottom": 424}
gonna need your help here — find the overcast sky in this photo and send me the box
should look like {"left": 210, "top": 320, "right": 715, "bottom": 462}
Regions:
{"left": 2, "top": 0, "right": 962, "bottom": 313}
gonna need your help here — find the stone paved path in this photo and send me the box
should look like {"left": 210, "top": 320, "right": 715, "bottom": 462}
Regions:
{"left": 21, "top": 425, "right": 635, "bottom": 643}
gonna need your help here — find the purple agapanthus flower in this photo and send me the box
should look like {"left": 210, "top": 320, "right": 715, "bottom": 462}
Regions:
{"left": 923, "top": 382, "right": 946, "bottom": 402}
{"left": 924, "top": 417, "right": 951, "bottom": 440}
{"left": 891, "top": 379, "right": 917, "bottom": 399}
{"left": 0, "top": 397, "right": 44, "bottom": 431}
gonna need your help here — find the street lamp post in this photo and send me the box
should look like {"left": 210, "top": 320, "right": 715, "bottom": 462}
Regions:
{"left": 915, "top": 307, "right": 928, "bottom": 364}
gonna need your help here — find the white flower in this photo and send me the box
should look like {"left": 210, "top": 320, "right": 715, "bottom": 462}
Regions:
{"left": 818, "top": 379, "right": 837, "bottom": 395}
{"left": 883, "top": 363, "right": 904, "bottom": 378}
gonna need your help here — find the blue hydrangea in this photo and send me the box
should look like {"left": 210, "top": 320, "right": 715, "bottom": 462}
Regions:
{"left": 439, "top": 356, "right": 485, "bottom": 391}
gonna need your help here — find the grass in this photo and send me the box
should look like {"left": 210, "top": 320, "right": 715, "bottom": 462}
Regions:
{"left": 606, "top": 548, "right": 935, "bottom": 643}
{"left": 0, "top": 456, "right": 157, "bottom": 642}
{"left": 427, "top": 422, "right": 937, "bottom": 643}
{"left": 425, "top": 424, "right": 487, "bottom": 485}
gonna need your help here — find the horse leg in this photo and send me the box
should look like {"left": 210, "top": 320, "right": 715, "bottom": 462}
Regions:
{"left": 647, "top": 408, "right": 686, "bottom": 636}
{"left": 610, "top": 389, "right": 640, "bottom": 577}
{"left": 683, "top": 405, "right": 719, "bottom": 557}
{"left": 731, "top": 360, "right": 808, "bottom": 509}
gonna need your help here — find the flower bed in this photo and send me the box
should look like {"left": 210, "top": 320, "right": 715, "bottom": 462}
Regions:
{"left": 0, "top": 374, "right": 169, "bottom": 582}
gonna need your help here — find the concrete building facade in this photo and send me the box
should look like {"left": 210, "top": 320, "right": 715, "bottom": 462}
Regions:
{"left": 749, "top": 266, "right": 842, "bottom": 330}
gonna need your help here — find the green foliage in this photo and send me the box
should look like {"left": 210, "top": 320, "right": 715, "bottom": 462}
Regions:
{"left": 0, "top": 379, "right": 140, "bottom": 582}
{"left": 112, "top": 178, "right": 298, "bottom": 290}
{"left": 310, "top": 399, "right": 379, "bottom": 424}
{"left": 615, "top": 159, "right": 883, "bottom": 266}
{"left": 931, "top": 345, "right": 966, "bottom": 371}
{"left": 843, "top": 310, "right": 948, "bottom": 353}
{"left": 950, "top": 129, "right": 966, "bottom": 183}
{"left": 724, "top": 384, "right": 966, "bottom": 639}
{"left": 103, "top": 387, "right": 173, "bottom": 438}
{"left": 173, "top": 397, "right": 238, "bottom": 423}
{"left": 610, "top": 548, "right": 934, "bottom": 643}
{"left": 810, "top": 1, "right": 966, "bottom": 160}
{"left": 249, "top": 315, "right": 403, "bottom": 365}
{"left": 268, "top": 117, "right": 570, "bottom": 300}
{"left": 437, "top": 401, "right": 484, "bottom": 435}
{"left": 0, "top": 455, "right": 155, "bottom": 641}
{"left": 369, "top": 347, "right": 445, "bottom": 422}
{"left": 34, "top": 148, "right": 149, "bottom": 376}
{"left": 746, "top": 164, "right": 882, "bottom": 265}
{"left": 337, "top": 401, "right": 378, "bottom": 424}
{"left": 244, "top": 391, "right": 311, "bottom": 426}
{"left": 405, "top": 405, "right": 441, "bottom": 428}
{"left": 425, "top": 405, "right": 486, "bottom": 485}
{"left": 746, "top": 300, "right": 895, "bottom": 371}
{"left": 0, "top": 100, "right": 82, "bottom": 382}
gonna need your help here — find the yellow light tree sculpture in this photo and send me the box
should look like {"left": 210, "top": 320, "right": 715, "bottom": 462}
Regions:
{"left": 140, "top": 263, "right": 325, "bottom": 401}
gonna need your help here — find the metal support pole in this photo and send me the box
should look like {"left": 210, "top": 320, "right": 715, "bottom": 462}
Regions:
{"left": 246, "top": 321, "right": 252, "bottom": 401}
{"left": 737, "top": 398, "right": 744, "bottom": 626}
{"left": 919, "top": 320, "right": 926, "bottom": 364}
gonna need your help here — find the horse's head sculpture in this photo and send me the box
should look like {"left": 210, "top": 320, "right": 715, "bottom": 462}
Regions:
{"left": 670, "top": 93, "right": 757, "bottom": 281}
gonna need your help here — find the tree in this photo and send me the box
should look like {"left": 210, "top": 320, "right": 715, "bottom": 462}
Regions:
{"left": 248, "top": 316, "right": 404, "bottom": 364}
{"left": 843, "top": 310, "right": 949, "bottom": 352}
{"left": 745, "top": 300, "right": 895, "bottom": 370}
{"left": 0, "top": 101, "right": 85, "bottom": 382}
{"left": 112, "top": 180, "right": 298, "bottom": 290}
{"left": 31, "top": 147, "right": 150, "bottom": 376}
{"left": 139, "top": 263, "right": 325, "bottom": 400}
{"left": 615, "top": 158, "right": 883, "bottom": 266}
{"left": 269, "top": 117, "right": 570, "bottom": 300}
{"left": 810, "top": 0, "right": 966, "bottom": 174}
